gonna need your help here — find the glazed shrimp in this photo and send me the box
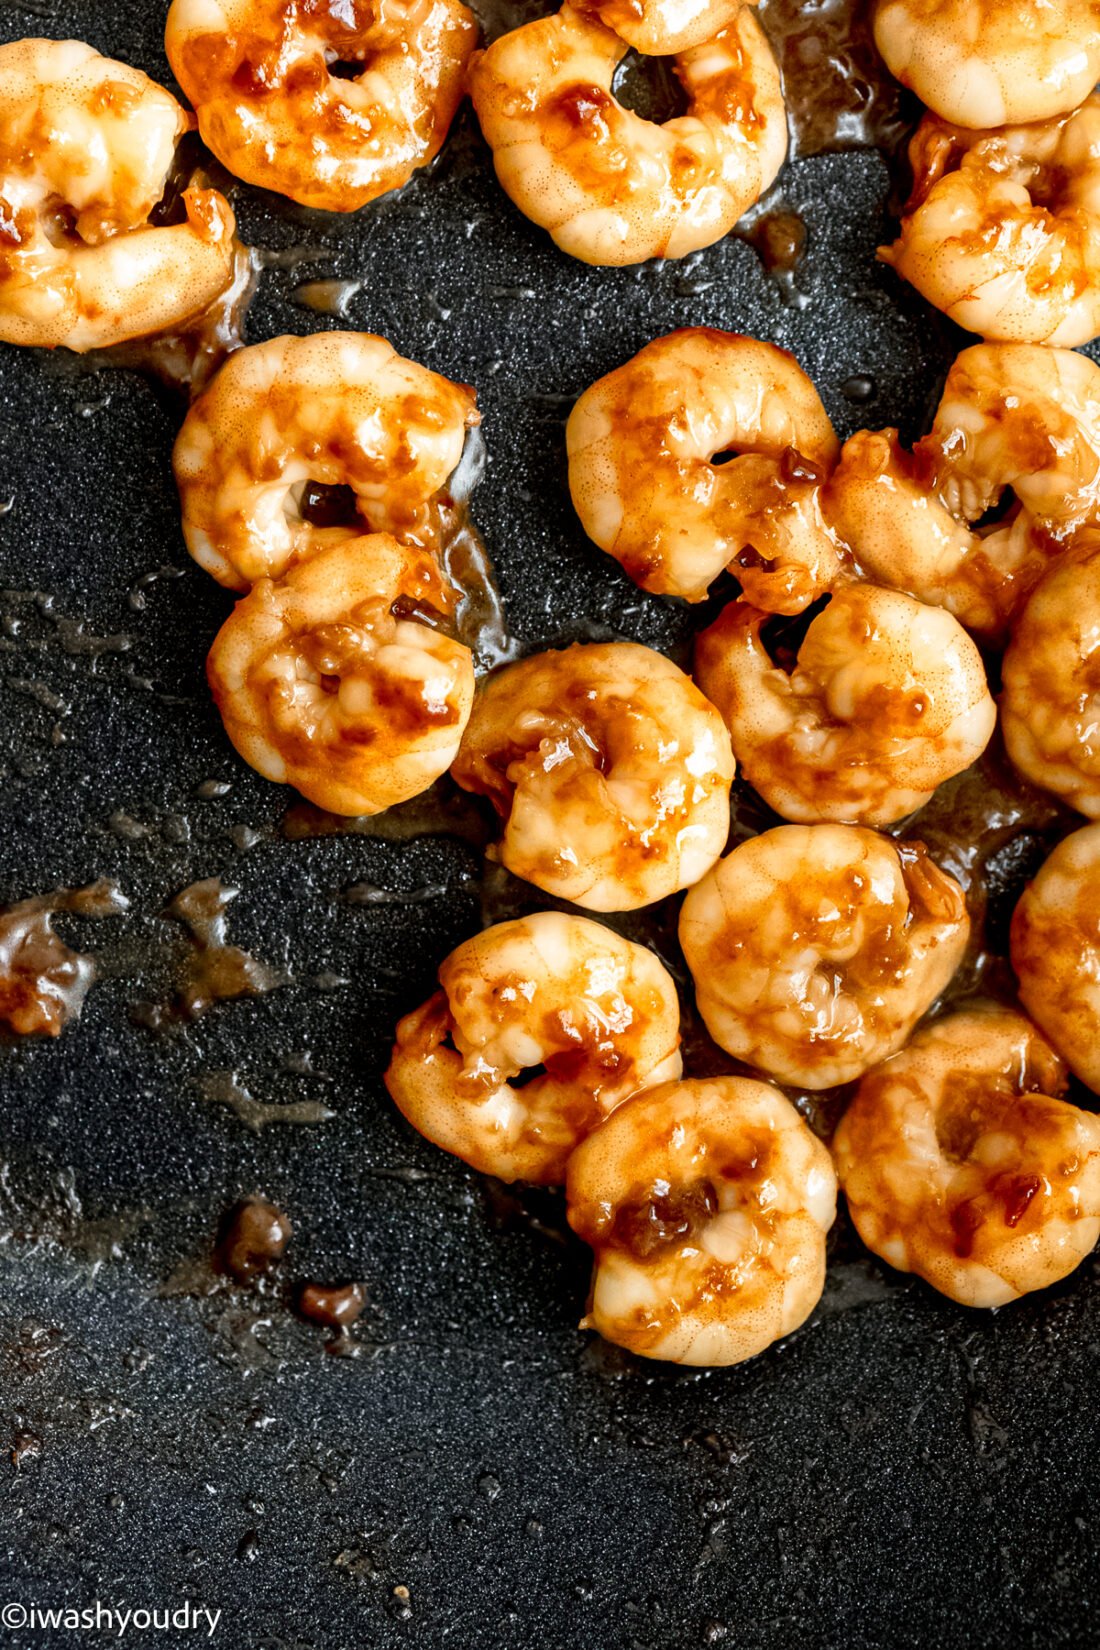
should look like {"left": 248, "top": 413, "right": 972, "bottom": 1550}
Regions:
{"left": 451, "top": 642, "right": 734, "bottom": 911}
{"left": 468, "top": 4, "right": 787, "bottom": 266}
{"left": 567, "top": 328, "right": 844, "bottom": 609}
{"left": 581, "top": 0, "right": 744, "bottom": 53}
{"left": 1001, "top": 533, "right": 1100, "bottom": 817}
{"left": 566, "top": 1076, "right": 837, "bottom": 1365}
{"left": 385, "top": 912, "right": 683, "bottom": 1183}
{"left": 872, "top": 0, "right": 1100, "bottom": 129}
{"left": 679, "top": 826, "right": 969, "bottom": 1089}
{"left": 0, "top": 39, "right": 238, "bottom": 351}
{"left": 173, "top": 332, "right": 478, "bottom": 590}
{"left": 206, "top": 534, "right": 474, "bottom": 814}
{"left": 881, "top": 99, "right": 1100, "bottom": 347}
{"left": 165, "top": 0, "right": 477, "bottom": 212}
{"left": 1012, "top": 826, "right": 1100, "bottom": 1094}
{"left": 834, "top": 1009, "right": 1100, "bottom": 1306}
{"left": 825, "top": 345, "right": 1100, "bottom": 635}
{"left": 695, "top": 587, "right": 996, "bottom": 827}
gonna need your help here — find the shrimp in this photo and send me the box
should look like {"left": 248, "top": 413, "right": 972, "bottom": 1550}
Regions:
{"left": 695, "top": 586, "right": 996, "bottom": 827}
{"left": 679, "top": 826, "right": 970, "bottom": 1089}
{"left": 385, "top": 911, "right": 683, "bottom": 1183}
{"left": 173, "top": 331, "right": 478, "bottom": 590}
{"left": 467, "top": 4, "right": 787, "bottom": 266}
{"left": 566, "top": 328, "right": 845, "bottom": 608}
{"left": 0, "top": 39, "right": 238, "bottom": 351}
{"left": 872, "top": 0, "right": 1100, "bottom": 129}
{"left": 1001, "top": 532, "right": 1100, "bottom": 817}
{"left": 881, "top": 98, "right": 1100, "bottom": 347}
{"left": 581, "top": 0, "right": 745, "bottom": 53}
{"left": 451, "top": 641, "right": 735, "bottom": 911}
{"left": 164, "top": 0, "right": 477, "bottom": 212}
{"left": 1011, "top": 825, "right": 1100, "bottom": 1094}
{"left": 206, "top": 534, "right": 474, "bottom": 814}
{"left": 824, "top": 345, "right": 1100, "bottom": 635}
{"left": 566, "top": 1076, "right": 837, "bottom": 1365}
{"left": 833, "top": 1009, "right": 1100, "bottom": 1306}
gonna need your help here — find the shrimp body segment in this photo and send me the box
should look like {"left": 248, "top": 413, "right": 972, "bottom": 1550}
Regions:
{"left": 0, "top": 39, "right": 238, "bottom": 351}
{"left": 567, "top": 328, "right": 844, "bottom": 608}
{"left": 468, "top": 4, "right": 787, "bottom": 266}
{"left": 173, "top": 331, "right": 478, "bottom": 590}
{"left": 872, "top": 0, "right": 1100, "bottom": 129}
{"left": 582, "top": 0, "right": 745, "bottom": 53}
{"left": 680, "top": 826, "right": 970, "bottom": 1089}
{"left": 1012, "top": 825, "right": 1100, "bottom": 1093}
{"left": 882, "top": 98, "right": 1100, "bottom": 347}
{"left": 695, "top": 587, "right": 996, "bottom": 826}
{"left": 566, "top": 1076, "right": 837, "bottom": 1365}
{"left": 451, "top": 641, "right": 735, "bottom": 911}
{"left": 165, "top": 0, "right": 477, "bottom": 212}
{"left": 834, "top": 1010, "right": 1100, "bottom": 1307}
{"left": 207, "top": 534, "right": 474, "bottom": 815}
{"left": 385, "top": 912, "right": 683, "bottom": 1183}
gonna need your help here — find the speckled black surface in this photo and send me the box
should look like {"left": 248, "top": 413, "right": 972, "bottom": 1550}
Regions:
{"left": 2, "top": 3, "right": 1100, "bottom": 1646}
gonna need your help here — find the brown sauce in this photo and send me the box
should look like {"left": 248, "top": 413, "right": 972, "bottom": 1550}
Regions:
{"left": 199, "top": 1071, "right": 335, "bottom": 1131}
{"left": 216, "top": 1197, "right": 293, "bottom": 1283}
{"left": 133, "top": 878, "right": 287, "bottom": 1030}
{"left": 0, "top": 880, "right": 128, "bottom": 1038}
{"left": 758, "top": 0, "right": 913, "bottom": 159}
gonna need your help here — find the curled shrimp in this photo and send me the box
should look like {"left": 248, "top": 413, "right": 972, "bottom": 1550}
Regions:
{"left": 0, "top": 39, "right": 238, "bottom": 351}
{"left": 881, "top": 98, "right": 1100, "bottom": 347}
{"left": 451, "top": 641, "right": 734, "bottom": 911}
{"left": 385, "top": 911, "right": 683, "bottom": 1183}
{"left": 695, "top": 586, "right": 996, "bottom": 827}
{"left": 679, "top": 826, "right": 970, "bottom": 1089}
{"left": 825, "top": 345, "right": 1100, "bottom": 636}
{"left": 567, "top": 328, "right": 844, "bottom": 608}
{"left": 872, "top": 0, "right": 1100, "bottom": 129}
{"left": 1012, "top": 826, "right": 1100, "bottom": 1095}
{"left": 566, "top": 1076, "right": 837, "bottom": 1365}
{"left": 580, "top": 0, "right": 745, "bottom": 52}
{"left": 206, "top": 534, "right": 474, "bottom": 814}
{"left": 173, "top": 331, "right": 478, "bottom": 590}
{"left": 468, "top": 4, "right": 787, "bottom": 266}
{"left": 165, "top": 0, "right": 477, "bottom": 212}
{"left": 833, "top": 1009, "right": 1100, "bottom": 1306}
{"left": 1001, "top": 532, "right": 1100, "bottom": 817}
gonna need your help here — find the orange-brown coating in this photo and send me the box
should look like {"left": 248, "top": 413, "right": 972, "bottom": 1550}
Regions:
{"left": 579, "top": 0, "right": 745, "bottom": 52}
{"left": 1011, "top": 826, "right": 1100, "bottom": 1095}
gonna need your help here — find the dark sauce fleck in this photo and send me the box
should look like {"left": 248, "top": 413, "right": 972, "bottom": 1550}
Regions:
{"left": 216, "top": 1198, "right": 293, "bottom": 1284}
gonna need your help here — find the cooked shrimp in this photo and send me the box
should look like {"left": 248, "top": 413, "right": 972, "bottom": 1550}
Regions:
{"left": 173, "top": 331, "right": 478, "bottom": 590}
{"left": 1012, "top": 826, "right": 1100, "bottom": 1094}
{"left": 566, "top": 1076, "right": 837, "bottom": 1365}
{"left": 679, "top": 826, "right": 969, "bottom": 1089}
{"left": 881, "top": 98, "right": 1100, "bottom": 347}
{"left": 468, "top": 4, "right": 787, "bottom": 266}
{"left": 834, "top": 1009, "right": 1100, "bottom": 1306}
{"left": 452, "top": 642, "right": 734, "bottom": 911}
{"left": 872, "top": 0, "right": 1100, "bottom": 128}
{"left": 165, "top": 0, "right": 477, "bottom": 212}
{"left": 695, "top": 586, "right": 996, "bottom": 826}
{"left": 0, "top": 39, "right": 238, "bottom": 351}
{"left": 582, "top": 0, "right": 744, "bottom": 53}
{"left": 385, "top": 912, "right": 683, "bottom": 1183}
{"left": 207, "top": 534, "right": 474, "bottom": 814}
{"left": 1002, "top": 532, "right": 1100, "bottom": 817}
{"left": 567, "top": 328, "right": 844, "bottom": 608}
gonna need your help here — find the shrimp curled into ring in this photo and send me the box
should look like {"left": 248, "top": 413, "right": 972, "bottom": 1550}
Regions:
{"left": 566, "top": 1076, "right": 837, "bottom": 1366}
{"left": 1001, "top": 532, "right": 1100, "bottom": 817}
{"left": 834, "top": 1009, "right": 1100, "bottom": 1306}
{"left": 165, "top": 0, "right": 477, "bottom": 212}
{"left": 206, "top": 534, "right": 474, "bottom": 815}
{"left": 695, "top": 586, "right": 996, "bottom": 826}
{"left": 582, "top": 0, "right": 745, "bottom": 53}
{"left": 872, "top": 0, "right": 1100, "bottom": 129}
{"left": 385, "top": 911, "right": 683, "bottom": 1183}
{"left": 567, "top": 328, "right": 844, "bottom": 608}
{"left": 0, "top": 39, "right": 238, "bottom": 351}
{"left": 468, "top": 4, "right": 787, "bottom": 266}
{"left": 173, "top": 331, "right": 478, "bottom": 590}
{"left": 824, "top": 344, "right": 1100, "bottom": 636}
{"left": 679, "top": 826, "right": 970, "bottom": 1089}
{"left": 881, "top": 98, "right": 1100, "bottom": 348}
{"left": 1011, "top": 826, "right": 1100, "bottom": 1095}
{"left": 451, "top": 641, "right": 734, "bottom": 911}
